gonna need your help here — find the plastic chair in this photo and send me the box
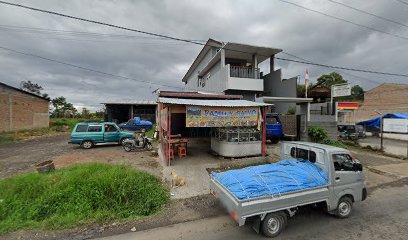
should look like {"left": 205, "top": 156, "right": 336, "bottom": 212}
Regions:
{"left": 178, "top": 146, "right": 187, "bottom": 159}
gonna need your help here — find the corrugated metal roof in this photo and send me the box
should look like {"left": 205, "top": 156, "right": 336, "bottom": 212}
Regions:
{"left": 159, "top": 91, "right": 242, "bottom": 99}
{"left": 157, "top": 97, "right": 270, "bottom": 107}
{"left": 101, "top": 100, "right": 156, "bottom": 105}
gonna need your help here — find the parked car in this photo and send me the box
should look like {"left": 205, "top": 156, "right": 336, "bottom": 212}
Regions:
{"left": 266, "top": 113, "right": 283, "bottom": 143}
{"left": 118, "top": 117, "right": 153, "bottom": 132}
{"left": 337, "top": 124, "right": 366, "bottom": 140}
{"left": 69, "top": 122, "right": 134, "bottom": 149}
{"left": 210, "top": 141, "right": 366, "bottom": 237}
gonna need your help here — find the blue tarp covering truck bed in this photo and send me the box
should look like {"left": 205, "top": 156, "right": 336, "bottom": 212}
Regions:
{"left": 212, "top": 159, "right": 328, "bottom": 200}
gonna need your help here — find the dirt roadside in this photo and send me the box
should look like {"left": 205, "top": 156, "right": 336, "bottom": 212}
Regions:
{"left": 1, "top": 135, "right": 407, "bottom": 240}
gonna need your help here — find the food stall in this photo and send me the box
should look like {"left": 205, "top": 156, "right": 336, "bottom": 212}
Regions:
{"left": 157, "top": 91, "right": 270, "bottom": 166}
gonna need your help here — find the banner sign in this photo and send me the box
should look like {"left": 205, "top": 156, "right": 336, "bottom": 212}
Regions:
{"left": 337, "top": 102, "right": 359, "bottom": 110}
{"left": 384, "top": 119, "right": 408, "bottom": 133}
{"left": 186, "top": 106, "right": 259, "bottom": 127}
{"left": 332, "top": 84, "right": 351, "bottom": 97}
{"left": 160, "top": 107, "right": 168, "bottom": 130}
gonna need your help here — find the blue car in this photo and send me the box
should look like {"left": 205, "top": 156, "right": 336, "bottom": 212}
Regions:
{"left": 266, "top": 113, "right": 283, "bottom": 143}
{"left": 118, "top": 117, "right": 153, "bottom": 132}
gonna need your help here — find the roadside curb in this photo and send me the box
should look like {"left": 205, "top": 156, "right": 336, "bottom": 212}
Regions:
{"left": 365, "top": 166, "right": 404, "bottom": 179}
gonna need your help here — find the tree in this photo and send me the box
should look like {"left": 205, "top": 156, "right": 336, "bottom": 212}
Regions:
{"left": 20, "top": 80, "right": 43, "bottom": 95}
{"left": 316, "top": 72, "right": 347, "bottom": 88}
{"left": 51, "top": 96, "right": 77, "bottom": 118}
{"left": 20, "top": 80, "right": 51, "bottom": 100}
{"left": 351, "top": 85, "right": 364, "bottom": 100}
{"left": 81, "top": 107, "right": 90, "bottom": 118}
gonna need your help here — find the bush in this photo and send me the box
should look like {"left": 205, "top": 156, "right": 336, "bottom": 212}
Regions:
{"left": 322, "top": 139, "right": 348, "bottom": 149}
{"left": 0, "top": 163, "right": 169, "bottom": 233}
{"left": 307, "top": 126, "right": 328, "bottom": 143}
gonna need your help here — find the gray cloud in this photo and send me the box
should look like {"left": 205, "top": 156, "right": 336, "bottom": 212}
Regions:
{"left": 0, "top": 0, "right": 407, "bottom": 111}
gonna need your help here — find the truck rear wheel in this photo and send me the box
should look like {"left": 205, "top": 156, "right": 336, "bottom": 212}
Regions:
{"left": 261, "top": 212, "right": 285, "bottom": 238}
{"left": 81, "top": 140, "right": 93, "bottom": 149}
{"left": 335, "top": 196, "right": 353, "bottom": 218}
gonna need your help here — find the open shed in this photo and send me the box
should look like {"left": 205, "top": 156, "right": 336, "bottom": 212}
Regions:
{"left": 102, "top": 100, "right": 157, "bottom": 124}
{"left": 157, "top": 91, "right": 270, "bottom": 166}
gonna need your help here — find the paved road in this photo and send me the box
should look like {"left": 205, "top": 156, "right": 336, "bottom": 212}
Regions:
{"left": 99, "top": 180, "right": 408, "bottom": 240}
{"left": 359, "top": 136, "right": 408, "bottom": 157}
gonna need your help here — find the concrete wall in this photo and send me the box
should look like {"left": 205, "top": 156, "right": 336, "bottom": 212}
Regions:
{"left": 185, "top": 48, "right": 222, "bottom": 92}
{"left": 263, "top": 69, "right": 297, "bottom": 113}
{"left": 0, "top": 85, "right": 49, "bottom": 132}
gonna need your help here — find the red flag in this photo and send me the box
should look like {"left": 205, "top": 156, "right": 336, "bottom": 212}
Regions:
{"left": 305, "top": 68, "right": 309, "bottom": 85}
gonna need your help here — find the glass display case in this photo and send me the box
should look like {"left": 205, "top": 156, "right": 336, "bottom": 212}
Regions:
{"left": 211, "top": 127, "right": 262, "bottom": 157}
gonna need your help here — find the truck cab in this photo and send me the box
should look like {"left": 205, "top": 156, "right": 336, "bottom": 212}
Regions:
{"left": 118, "top": 117, "right": 153, "bottom": 132}
{"left": 266, "top": 113, "right": 283, "bottom": 143}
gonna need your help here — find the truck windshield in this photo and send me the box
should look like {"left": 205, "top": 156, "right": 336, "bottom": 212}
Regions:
{"left": 266, "top": 117, "right": 279, "bottom": 124}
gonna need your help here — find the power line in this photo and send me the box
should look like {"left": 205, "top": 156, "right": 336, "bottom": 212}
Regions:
{"left": 0, "top": 0, "right": 206, "bottom": 46}
{"left": 327, "top": 0, "right": 408, "bottom": 29}
{"left": 275, "top": 0, "right": 408, "bottom": 41}
{"left": 0, "top": 24, "right": 207, "bottom": 42}
{"left": 280, "top": 51, "right": 384, "bottom": 85}
{"left": 275, "top": 56, "right": 408, "bottom": 78}
{"left": 0, "top": 0, "right": 407, "bottom": 79}
{"left": 0, "top": 45, "right": 186, "bottom": 90}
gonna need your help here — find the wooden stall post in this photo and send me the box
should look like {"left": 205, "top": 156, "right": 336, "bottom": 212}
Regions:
{"left": 167, "top": 106, "right": 172, "bottom": 166}
{"left": 262, "top": 106, "right": 267, "bottom": 157}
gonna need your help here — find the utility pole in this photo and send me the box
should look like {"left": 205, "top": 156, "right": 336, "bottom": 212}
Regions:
{"left": 375, "top": 110, "right": 384, "bottom": 152}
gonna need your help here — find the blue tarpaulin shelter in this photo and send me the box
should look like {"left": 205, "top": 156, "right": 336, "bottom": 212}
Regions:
{"left": 357, "top": 113, "right": 408, "bottom": 128}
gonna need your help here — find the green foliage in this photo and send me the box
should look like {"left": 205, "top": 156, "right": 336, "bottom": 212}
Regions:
{"left": 50, "top": 117, "right": 103, "bottom": 131}
{"left": 20, "top": 80, "right": 44, "bottom": 95}
{"left": 0, "top": 163, "right": 169, "bottom": 233}
{"left": 51, "top": 96, "right": 77, "bottom": 118}
{"left": 0, "top": 136, "right": 18, "bottom": 143}
{"left": 351, "top": 85, "right": 364, "bottom": 100}
{"left": 308, "top": 126, "right": 328, "bottom": 143}
{"left": 316, "top": 72, "right": 347, "bottom": 88}
{"left": 322, "top": 139, "right": 348, "bottom": 149}
{"left": 287, "top": 106, "right": 296, "bottom": 115}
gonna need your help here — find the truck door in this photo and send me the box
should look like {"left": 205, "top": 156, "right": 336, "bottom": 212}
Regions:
{"left": 331, "top": 153, "right": 364, "bottom": 200}
{"left": 104, "top": 124, "right": 121, "bottom": 142}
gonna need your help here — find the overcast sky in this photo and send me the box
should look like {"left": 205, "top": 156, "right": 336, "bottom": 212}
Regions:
{"left": 0, "top": 0, "right": 407, "bottom": 110}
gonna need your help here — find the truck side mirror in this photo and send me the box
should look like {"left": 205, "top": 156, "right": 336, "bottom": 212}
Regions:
{"left": 353, "top": 162, "right": 363, "bottom": 172}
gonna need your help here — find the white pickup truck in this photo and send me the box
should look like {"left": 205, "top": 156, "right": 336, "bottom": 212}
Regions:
{"left": 210, "top": 141, "right": 367, "bottom": 237}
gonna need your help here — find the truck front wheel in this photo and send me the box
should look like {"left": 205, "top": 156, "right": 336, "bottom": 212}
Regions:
{"left": 261, "top": 212, "right": 286, "bottom": 238}
{"left": 335, "top": 196, "right": 353, "bottom": 218}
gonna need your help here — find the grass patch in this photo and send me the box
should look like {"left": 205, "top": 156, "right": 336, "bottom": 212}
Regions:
{"left": 0, "top": 117, "right": 104, "bottom": 143}
{"left": 0, "top": 163, "right": 169, "bottom": 234}
{"left": 146, "top": 124, "right": 156, "bottom": 138}
{"left": 322, "top": 139, "right": 348, "bottom": 149}
{"left": 0, "top": 136, "right": 19, "bottom": 143}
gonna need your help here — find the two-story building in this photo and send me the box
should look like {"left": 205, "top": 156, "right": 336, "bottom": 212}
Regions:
{"left": 182, "top": 39, "right": 285, "bottom": 102}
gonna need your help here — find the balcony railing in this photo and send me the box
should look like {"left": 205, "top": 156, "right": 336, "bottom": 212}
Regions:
{"left": 230, "top": 66, "right": 260, "bottom": 79}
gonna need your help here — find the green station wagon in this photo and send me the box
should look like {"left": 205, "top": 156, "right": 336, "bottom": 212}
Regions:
{"left": 69, "top": 122, "right": 134, "bottom": 149}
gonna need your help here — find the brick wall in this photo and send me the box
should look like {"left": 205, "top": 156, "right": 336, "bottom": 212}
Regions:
{"left": 279, "top": 115, "right": 297, "bottom": 136}
{"left": 0, "top": 85, "right": 49, "bottom": 132}
{"left": 354, "top": 84, "right": 408, "bottom": 122}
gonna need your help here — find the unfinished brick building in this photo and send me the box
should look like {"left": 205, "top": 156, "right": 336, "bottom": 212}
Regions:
{"left": 0, "top": 82, "right": 49, "bottom": 132}
{"left": 355, "top": 83, "right": 408, "bottom": 122}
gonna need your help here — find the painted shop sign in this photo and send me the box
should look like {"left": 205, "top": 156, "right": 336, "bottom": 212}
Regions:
{"left": 186, "top": 106, "right": 259, "bottom": 127}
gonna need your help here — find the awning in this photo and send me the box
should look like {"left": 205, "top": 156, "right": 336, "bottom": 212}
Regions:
{"left": 357, "top": 113, "right": 408, "bottom": 127}
{"left": 261, "top": 96, "right": 313, "bottom": 103}
{"left": 157, "top": 97, "right": 270, "bottom": 107}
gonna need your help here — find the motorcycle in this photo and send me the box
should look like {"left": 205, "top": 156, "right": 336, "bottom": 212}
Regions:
{"left": 122, "top": 132, "right": 153, "bottom": 152}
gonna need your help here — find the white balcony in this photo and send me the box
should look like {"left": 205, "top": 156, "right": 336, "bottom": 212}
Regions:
{"left": 226, "top": 64, "right": 264, "bottom": 92}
